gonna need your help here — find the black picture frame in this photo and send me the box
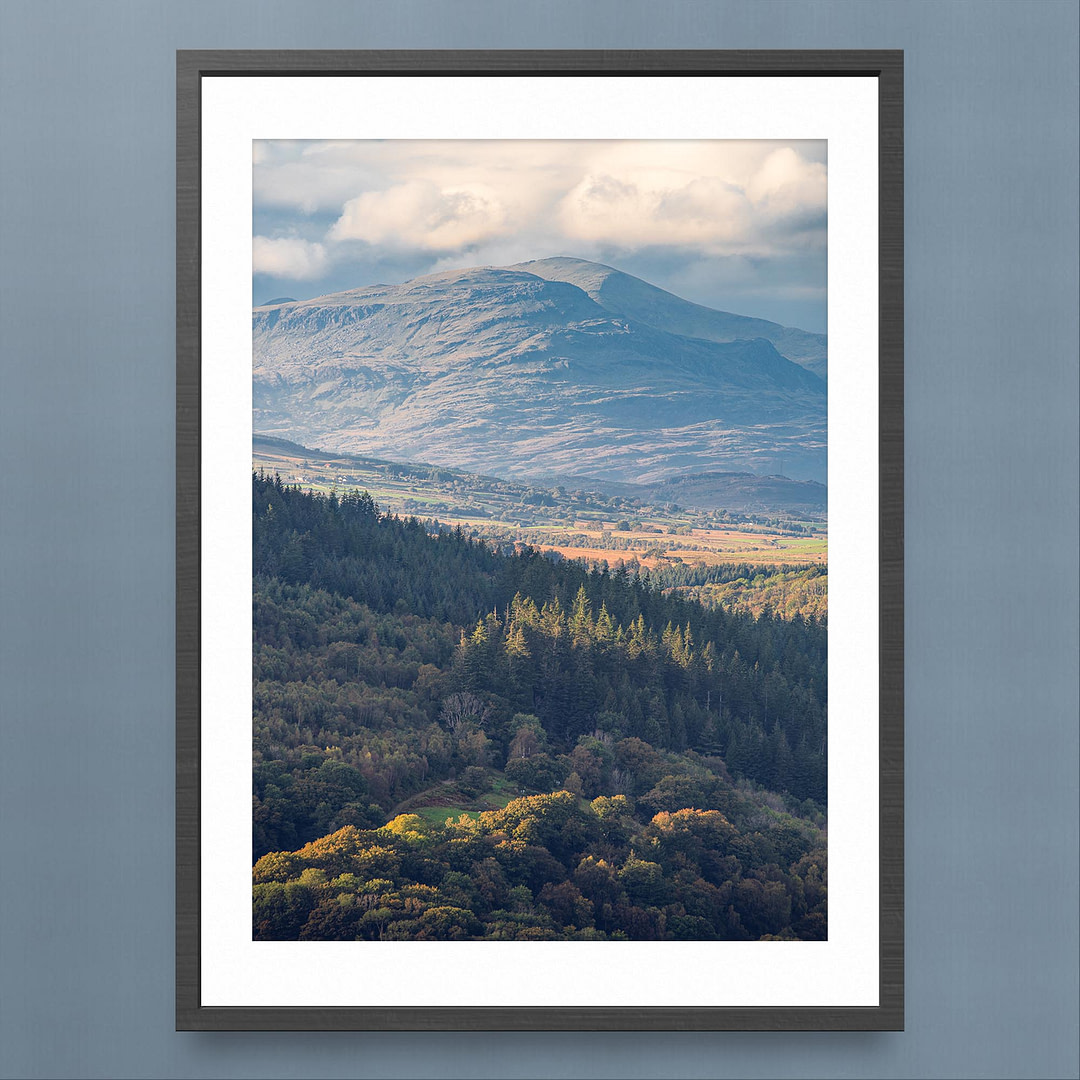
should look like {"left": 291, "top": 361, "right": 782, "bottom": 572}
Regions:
{"left": 177, "top": 49, "right": 903, "bottom": 1032}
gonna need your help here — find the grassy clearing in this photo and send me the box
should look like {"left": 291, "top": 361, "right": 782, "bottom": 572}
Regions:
{"left": 408, "top": 804, "right": 480, "bottom": 828}
{"left": 386, "top": 771, "right": 594, "bottom": 830}
{"left": 386, "top": 771, "right": 519, "bottom": 828}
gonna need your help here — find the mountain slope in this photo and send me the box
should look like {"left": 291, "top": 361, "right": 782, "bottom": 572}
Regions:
{"left": 253, "top": 262, "right": 827, "bottom": 484}
{"left": 514, "top": 257, "right": 828, "bottom": 381}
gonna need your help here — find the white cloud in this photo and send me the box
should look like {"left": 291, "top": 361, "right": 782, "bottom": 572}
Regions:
{"left": 252, "top": 236, "right": 329, "bottom": 280}
{"left": 251, "top": 139, "right": 827, "bottom": 324}
{"left": 557, "top": 173, "right": 751, "bottom": 251}
{"left": 554, "top": 146, "right": 825, "bottom": 255}
{"left": 255, "top": 140, "right": 826, "bottom": 260}
{"left": 745, "top": 147, "right": 828, "bottom": 225}
{"left": 329, "top": 180, "right": 508, "bottom": 251}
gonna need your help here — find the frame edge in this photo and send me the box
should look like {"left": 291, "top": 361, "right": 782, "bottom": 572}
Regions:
{"left": 175, "top": 48, "right": 906, "bottom": 1033}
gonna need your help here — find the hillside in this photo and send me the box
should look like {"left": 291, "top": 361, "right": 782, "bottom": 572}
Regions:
{"left": 252, "top": 434, "right": 827, "bottom": 521}
{"left": 251, "top": 474, "right": 828, "bottom": 941}
{"left": 515, "top": 257, "right": 828, "bottom": 380}
{"left": 253, "top": 261, "right": 828, "bottom": 484}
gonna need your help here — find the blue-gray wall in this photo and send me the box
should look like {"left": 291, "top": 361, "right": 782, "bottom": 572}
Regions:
{"left": 0, "top": 3, "right": 1077, "bottom": 1078}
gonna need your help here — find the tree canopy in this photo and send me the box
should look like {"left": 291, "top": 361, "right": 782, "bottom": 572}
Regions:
{"left": 251, "top": 472, "right": 829, "bottom": 941}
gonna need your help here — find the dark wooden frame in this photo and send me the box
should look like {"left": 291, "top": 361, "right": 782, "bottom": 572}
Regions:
{"left": 177, "top": 49, "right": 903, "bottom": 1032}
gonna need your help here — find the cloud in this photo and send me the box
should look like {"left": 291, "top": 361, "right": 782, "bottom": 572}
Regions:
{"left": 329, "top": 180, "right": 508, "bottom": 251}
{"left": 252, "top": 236, "right": 329, "bottom": 280}
{"left": 555, "top": 148, "right": 825, "bottom": 255}
{"left": 251, "top": 139, "right": 827, "bottom": 327}
{"left": 745, "top": 147, "right": 828, "bottom": 227}
{"left": 254, "top": 142, "right": 385, "bottom": 215}
{"left": 255, "top": 140, "right": 826, "bottom": 260}
{"left": 558, "top": 173, "right": 749, "bottom": 251}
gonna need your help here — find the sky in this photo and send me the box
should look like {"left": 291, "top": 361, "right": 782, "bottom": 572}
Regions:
{"left": 252, "top": 140, "right": 827, "bottom": 333}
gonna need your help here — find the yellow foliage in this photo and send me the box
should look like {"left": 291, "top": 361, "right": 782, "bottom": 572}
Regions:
{"left": 352, "top": 845, "right": 400, "bottom": 877}
{"left": 296, "top": 867, "right": 328, "bottom": 887}
{"left": 252, "top": 851, "right": 299, "bottom": 884}
{"left": 591, "top": 795, "right": 632, "bottom": 820}
{"left": 650, "top": 807, "right": 732, "bottom": 833}
{"left": 379, "top": 813, "right": 432, "bottom": 844}
{"left": 296, "top": 826, "right": 364, "bottom": 862}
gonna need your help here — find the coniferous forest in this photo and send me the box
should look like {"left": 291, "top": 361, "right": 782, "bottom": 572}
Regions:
{"left": 251, "top": 472, "right": 828, "bottom": 941}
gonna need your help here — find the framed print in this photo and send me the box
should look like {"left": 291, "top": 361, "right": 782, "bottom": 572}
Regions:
{"left": 177, "top": 50, "right": 903, "bottom": 1030}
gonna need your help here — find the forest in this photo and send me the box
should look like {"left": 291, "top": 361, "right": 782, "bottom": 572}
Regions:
{"left": 660, "top": 562, "right": 829, "bottom": 620}
{"left": 251, "top": 472, "right": 829, "bottom": 941}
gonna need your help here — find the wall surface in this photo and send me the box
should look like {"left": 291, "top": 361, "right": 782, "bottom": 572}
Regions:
{"left": 1, "top": 2, "right": 1077, "bottom": 1078}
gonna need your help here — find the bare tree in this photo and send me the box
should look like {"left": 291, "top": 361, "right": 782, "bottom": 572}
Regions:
{"left": 610, "top": 767, "right": 635, "bottom": 797}
{"left": 439, "top": 692, "right": 490, "bottom": 736}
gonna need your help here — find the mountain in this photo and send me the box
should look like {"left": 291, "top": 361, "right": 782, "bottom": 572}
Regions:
{"left": 594, "top": 472, "right": 828, "bottom": 518}
{"left": 252, "top": 434, "right": 828, "bottom": 519}
{"left": 513, "top": 257, "right": 828, "bottom": 381}
{"left": 253, "top": 261, "right": 828, "bottom": 485}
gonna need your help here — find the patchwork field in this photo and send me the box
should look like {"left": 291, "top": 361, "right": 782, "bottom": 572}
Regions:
{"left": 513, "top": 524, "right": 826, "bottom": 570}
{"left": 253, "top": 435, "right": 827, "bottom": 574}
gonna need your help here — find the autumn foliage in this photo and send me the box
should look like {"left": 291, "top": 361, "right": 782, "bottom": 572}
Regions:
{"left": 251, "top": 474, "right": 828, "bottom": 940}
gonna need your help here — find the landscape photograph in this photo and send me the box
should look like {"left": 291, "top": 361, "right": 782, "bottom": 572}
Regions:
{"left": 249, "top": 139, "right": 830, "bottom": 942}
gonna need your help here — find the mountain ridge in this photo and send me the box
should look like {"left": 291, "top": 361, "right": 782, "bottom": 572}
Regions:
{"left": 253, "top": 260, "right": 828, "bottom": 484}
{"left": 511, "top": 257, "right": 827, "bottom": 380}
{"left": 252, "top": 432, "right": 827, "bottom": 518}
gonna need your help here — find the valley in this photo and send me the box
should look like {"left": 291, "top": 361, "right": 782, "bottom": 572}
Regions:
{"left": 249, "top": 256, "right": 830, "bottom": 942}
{"left": 253, "top": 434, "right": 827, "bottom": 575}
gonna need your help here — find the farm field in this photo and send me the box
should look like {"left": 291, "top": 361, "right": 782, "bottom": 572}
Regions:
{"left": 253, "top": 435, "right": 827, "bottom": 573}
{"left": 514, "top": 524, "right": 826, "bottom": 570}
